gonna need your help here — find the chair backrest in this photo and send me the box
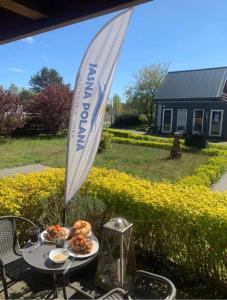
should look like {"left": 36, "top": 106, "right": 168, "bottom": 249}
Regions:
{"left": 129, "top": 270, "right": 176, "bottom": 300}
{"left": 0, "top": 217, "right": 17, "bottom": 264}
{"left": 0, "top": 216, "right": 37, "bottom": 265}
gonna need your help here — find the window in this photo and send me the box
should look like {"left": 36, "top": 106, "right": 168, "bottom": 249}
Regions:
{"left": 162, "top": 109, "right": 173, "bottom": 133}
{"left": 209, "top": 110, "right": 223, "bottom": 137}
{"left": 192, "top": 109, "right": 204, "bottom": 134}
{"left": 177, "top": 109, "right": 187, "bottom": 132}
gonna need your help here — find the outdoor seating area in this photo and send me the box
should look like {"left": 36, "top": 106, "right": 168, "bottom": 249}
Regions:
{"left": 2, "top": 1, "right": 227, "bottom": 299}
{"left": 0, "top": 216, "right": 176, "bottom": 299}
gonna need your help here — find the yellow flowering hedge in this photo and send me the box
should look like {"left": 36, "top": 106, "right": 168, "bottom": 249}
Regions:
{"left": 0, "top": 167, "right": 226, "bottom": 283}
{"left": 83, "top": 168, "right": 227, "bottom": 284}
{"left": 0, "top": 168, "right": 65, "bottom": 219}
{"left": 111, "top": 136, "right": 179, "bottom": 150}
{"left": 104, "top": 128, "right": 179, "bottom": 144}
{"left": 178, "top": 155, "right": 227, "bottom": 186}
{"left": 105, "top": 128, "right": 227, "bottom": 154}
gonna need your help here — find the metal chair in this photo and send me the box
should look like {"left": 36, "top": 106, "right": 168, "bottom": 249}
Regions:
{"left": 0, "top": 215, "right": 37, "bottom": 299}
{"left": 99, "top": 270, "right": 176, "bottom": 300}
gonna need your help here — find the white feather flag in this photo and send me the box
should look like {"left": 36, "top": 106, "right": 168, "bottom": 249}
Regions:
{"left": 65, "top": 9, "right": 133, "bottom": 204}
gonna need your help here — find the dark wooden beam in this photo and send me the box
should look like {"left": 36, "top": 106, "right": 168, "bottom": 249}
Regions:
{"left": 0, "top": 0, "right": 46, "bottom": 20}
{"left": 0, "top": 0, "right": 152, "bottom": 45}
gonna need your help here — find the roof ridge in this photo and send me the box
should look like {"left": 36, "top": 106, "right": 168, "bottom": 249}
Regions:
{"left": 168, "top": 66, "right": 227, "bottom": 74}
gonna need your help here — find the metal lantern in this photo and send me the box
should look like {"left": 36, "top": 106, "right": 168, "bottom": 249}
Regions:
{"left": 95, "top": 217, "right": 136, "bottom": 291}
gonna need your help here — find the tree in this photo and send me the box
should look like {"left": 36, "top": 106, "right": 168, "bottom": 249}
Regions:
{"left": 8, "top": 83, "right": 20, "bottom": 95}
{"left": 112, "top": 94, "right": 123, "bottom": 116}
{"left": 29, "top": 67, "right": 64, "bottom": 92}
{"left": 125, "top": 63, "right": 168, "bottom": 128}
{"left": 0, "top": 87, "right": 24, "bottom": 136}
{"left": 19, "top": 88, "right": 36, "bottom": 108}
{"left": 28, "top": 84, "right": 72, "bottom": 134}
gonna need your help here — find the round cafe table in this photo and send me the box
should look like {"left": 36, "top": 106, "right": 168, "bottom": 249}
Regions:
{"left": 23, "top": 238, "right": 98, "bottom": 299}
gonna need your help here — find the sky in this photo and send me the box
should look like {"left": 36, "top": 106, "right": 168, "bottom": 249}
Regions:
{"left": 1, "top": 0, "right": 227, "bottom": 101}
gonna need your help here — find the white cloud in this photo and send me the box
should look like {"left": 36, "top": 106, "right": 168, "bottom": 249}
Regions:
{"left": 9, "top": 67, "right": 24, "bottom": 73}
{"left": 22, "top": 36, "right": 34, "bottom": 44}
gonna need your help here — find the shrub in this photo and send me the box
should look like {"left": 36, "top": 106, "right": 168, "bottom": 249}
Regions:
{"left": 110, "top": 135, "right": 188, "bottom": 152}
{"left": 13, "top": 113, "right": 45, "bottom": 136}
{"left": 105, "top": 128, "right": 227, "bottom": 153}
{"left": 104, "top": 128, "right": 183, "bottom": 144}
{"left": 104, "top": 128, "right": 133, "bottom": 138}
{"left": 0, "top": 168, "right": 65, "bottom": 222}
{"left": 185, "top": 134, "right": 208, "bottom": 148}
{"left": 208, "top": 143, "right": 227, "bottom": 150}
{"left": 178, "top": 156, "right": 227, "bottom": 187}
{"left": 84, "top": 168, "right": 227, "bottom": 284}
{"left": 112, "top": 136, "right": 176, "bottom": 150}
{"left": 27, "top": 84, "right": 72, "bottom": 134}
{"left": 98, "top": 131, "right": 113, "bottom": 153}
{"left": 0, "top": 167, "right": 226, "bottom": 286}
{"left": 112, "top": 114, "right": 146, "bottom": 128}
{"left": 0, "top": 87, "right": 25, "bottom": 136}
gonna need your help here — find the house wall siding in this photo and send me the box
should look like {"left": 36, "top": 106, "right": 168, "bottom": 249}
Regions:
{"left": 155, "top": 100, "right": 227, "bottom": 139}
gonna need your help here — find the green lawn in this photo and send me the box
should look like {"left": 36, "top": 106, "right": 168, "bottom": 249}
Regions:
{"left": 95, "top": 144, "right": 208, "bottom": 182}
{"left": 0, "top": 136, "right": 67, "bottom": 169}
{"left": 0, "top": 136, "right": 208, "bottom": 182}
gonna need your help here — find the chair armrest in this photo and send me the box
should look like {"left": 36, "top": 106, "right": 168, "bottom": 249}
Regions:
{"left": 131, "top": 270, "right": 176, "bottom": 300}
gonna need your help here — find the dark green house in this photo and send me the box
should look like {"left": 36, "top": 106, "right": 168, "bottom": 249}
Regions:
{"left": 154, "top": 66, "right": 227, "bottom": 139}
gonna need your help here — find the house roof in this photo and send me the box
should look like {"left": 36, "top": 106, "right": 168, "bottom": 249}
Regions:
{"left": 0, "top": 0, "right": 151, "bottom": 45}
{"left": 155, "top": 66, "right": 227, "bottom": 100}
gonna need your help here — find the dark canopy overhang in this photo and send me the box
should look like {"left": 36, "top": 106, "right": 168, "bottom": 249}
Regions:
{"left": 0, "top": 0, "right": 151, "bottom": 45}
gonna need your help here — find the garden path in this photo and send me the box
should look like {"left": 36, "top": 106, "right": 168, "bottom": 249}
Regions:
{"left": 0, "top": 164, "right": 47, "bottom": 178}
{"left": 211, "top": 171, "right": 227, "bottom": 192}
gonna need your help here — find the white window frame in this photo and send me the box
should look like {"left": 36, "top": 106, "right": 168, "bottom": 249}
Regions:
{"left": 209, "top": 109, "right": 223, "bottom": 137}
{"left": 177, "top": 109, "right": 188, "bottom": 132}
{"left": 192, "top": 109, "right": 204, "bottom": 134}
{"left": 162, "top": 108, "right": 173, "bottom": 133}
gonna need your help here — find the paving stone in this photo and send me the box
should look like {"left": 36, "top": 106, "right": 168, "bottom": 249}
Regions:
{"left": 0, "top": 261, "right": 102, "bottom": 299}
{"left": 211, "top": 171, "right": 227, "bottom": 191}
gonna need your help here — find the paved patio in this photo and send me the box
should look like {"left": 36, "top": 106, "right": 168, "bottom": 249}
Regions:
{"left": 0, "top": 260, "right": 102, "bottom": 299}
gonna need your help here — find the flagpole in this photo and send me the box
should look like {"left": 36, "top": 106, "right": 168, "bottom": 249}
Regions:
{"left": 62, "top": 206, "right": 66, "bottom": 226}
{"left": 63, "top": 72, "right": 79, "bottom": 226}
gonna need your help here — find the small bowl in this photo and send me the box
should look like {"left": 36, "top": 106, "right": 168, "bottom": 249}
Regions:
{"left": 49, "top": 248, "right": 70, "bottom": 264}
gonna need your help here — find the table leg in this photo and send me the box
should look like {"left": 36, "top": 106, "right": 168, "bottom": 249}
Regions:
{"left": 62, "top": 274, "right": 68, "bottom": 300}
{"left": 52, "top": 274, "right": 58, "bottom": 299}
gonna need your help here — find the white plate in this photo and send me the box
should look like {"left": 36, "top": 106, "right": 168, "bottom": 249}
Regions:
{"left": 66, "top": 234, "right": 99, "bottom": 258}
{"left": 40, "top": 228, "right": 71, "bottom": 243}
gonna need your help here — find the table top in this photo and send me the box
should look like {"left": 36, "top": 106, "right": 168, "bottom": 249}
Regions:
{"left": 23, "top": 239, "right": 98, "bottom": 274}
